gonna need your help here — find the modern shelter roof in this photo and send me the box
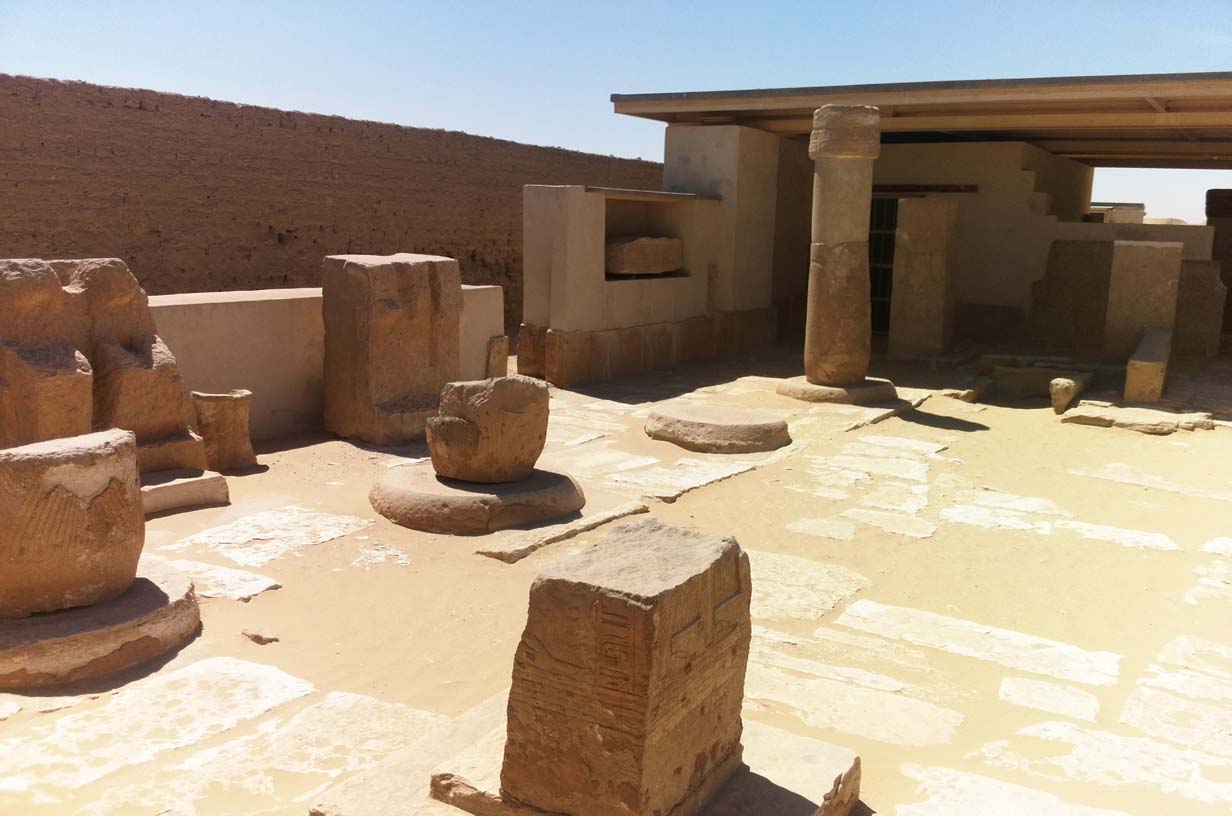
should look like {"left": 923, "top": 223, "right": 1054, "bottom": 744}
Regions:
{"left": 612, "top": 72, "right": 1232, "bottom": 169}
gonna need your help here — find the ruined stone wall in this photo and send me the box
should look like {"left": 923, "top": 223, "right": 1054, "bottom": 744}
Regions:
{"left": 0, "top": 74, "right": 662, "bottom": 332}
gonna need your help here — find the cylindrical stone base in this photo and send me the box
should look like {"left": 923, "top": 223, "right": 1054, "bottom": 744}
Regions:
{"left": 0, "top": 429, "right": 144, "bottom": 618}
{"left": 804, "top": 242, "right": 872, "bottom": 385}
{"left": 192, "top": 389, "right": 258, "bottom": 472}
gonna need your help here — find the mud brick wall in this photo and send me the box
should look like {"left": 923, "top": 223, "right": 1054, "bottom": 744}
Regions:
{"left": 0, "top": 74, "right": 662, "bottom": 332}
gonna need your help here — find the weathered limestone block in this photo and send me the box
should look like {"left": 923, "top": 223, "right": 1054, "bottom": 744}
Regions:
{"left": 0, "top": 258, "right": 89, "bottom": 349}
{"left": 192, "top": 390, "right": 258, "bottom": 472}
{"left": 0, "top": 346, "right": 93, "bottom": 449}
{"left": 1062, "top": 403, "right": 1213, "bottom": 435}
{"left": 804, "top": 242, "right": 872, "bottom": 385}
{"left": 92, "top": 335, "right": 197, "bottom": 443}
{"left": 0, "top": 259, "right": 93, "bottom": 448}
{"left": 1174, "top": 260, "right": 1226, "bottom": 358}
{"left": 1124, "top": 328, "right": 1172, "bottom": 403}
{"left": 1029, "top": 241, "right": 1115, "bottom": 352}
{"left": 427, "top": 376, "right": 548, "bottom": 483}
{"left": 605, "top": 237, "right": 683, "bottom": 276}
{"left": 0, "top": 429, "right": 144, "bottom": 618}
{"left": 1050, "top": 374, "right": 1092, "bottom": 414}
{"left": 323, "top": 253, "right": 462, "bottom": 444}
{"left": 1104, "top": 241, "right": 1182, "bottom": 359}
{"left": 645, "top": 403, "right": 790, "bottom": 453}
{"left": 888, "top": 198, "right": 959, "bottom": 358}
{"left": 0, "top": 257, "right": 206, "bottom": 477}
{"left": 516, "top": 324, "right": 547, "bottom": 378}
{"left": 486, "top": 335, "right": 510, "bottom": 378}
{"left": 52, "top": 258, "right": 157, "bottom": 356}
{"left": 0, "top": 559, "right": 200, "bottom": 689}
{"left": 370, "top": 461, "right": 584, "bottom": 534}
{"left": 501, "top": 517, "right": 752, "bottom": 816}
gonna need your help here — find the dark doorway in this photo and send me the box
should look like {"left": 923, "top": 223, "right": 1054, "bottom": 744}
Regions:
{"left": 868, "top": 197, "right": 897, "bottom": 336}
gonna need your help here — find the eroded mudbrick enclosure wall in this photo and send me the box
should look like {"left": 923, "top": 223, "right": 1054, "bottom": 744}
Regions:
{"left": 0, "top": 74, "right": 661, "bottom": 331}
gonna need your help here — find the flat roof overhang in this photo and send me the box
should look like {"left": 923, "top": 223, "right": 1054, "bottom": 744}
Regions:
{"left": 612, "top": 72, "right": 1232, "bottom": 169}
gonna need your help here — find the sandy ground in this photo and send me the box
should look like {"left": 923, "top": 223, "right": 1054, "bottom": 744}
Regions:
{"left": 3, "top": 347, "right": 1232, "bottom": 815}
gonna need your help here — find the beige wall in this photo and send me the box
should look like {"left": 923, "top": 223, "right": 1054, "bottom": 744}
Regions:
{"left": 873, "top": 142, "right": 1212, "bottom": 315}
{"left": 664, "top": 125, "right": 780, "bottom": 312}
{"left": 151, "top": 284, "right": 503, "bottom": 441}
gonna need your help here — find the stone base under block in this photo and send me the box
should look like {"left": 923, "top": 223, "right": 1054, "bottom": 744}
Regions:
{"left": 141, "top": 469, "right": 230, "bottom": 516}
{"left": 369, "top": 461, "right": 585, "bottom": 535}
{"left": 777, "top": 376, "right": 898, "bottom": 405}
{"left": 0, "top": 562, "right": 201, "bottom": 689}
{"left": 430, "top": 719, "right": 861, "bottom": 816}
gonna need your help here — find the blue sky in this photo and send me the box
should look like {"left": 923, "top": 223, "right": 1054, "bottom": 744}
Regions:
{"left": 2, "top": 1, "right": 1230, "bottom": 222}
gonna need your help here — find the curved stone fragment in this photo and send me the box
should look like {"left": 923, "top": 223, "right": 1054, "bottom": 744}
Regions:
{"left": 645, "top": 403, "right": 790, "bottom": 453}
{"left": 0, "top": 560, "right": 199, "bottom": 689}
{"left": 0, "top": 429, "right": 144, "bottom": 618}
{"left": 427, "top": 375, "right": 548, "bottom": 483}
{"left": 369, "top": 461, "right": 584, "bottom": 534}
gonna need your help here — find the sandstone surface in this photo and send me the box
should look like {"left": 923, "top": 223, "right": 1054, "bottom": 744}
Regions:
{"left": 777, "top": 376, "right": 897, "bottom": 405}
{"left": 323, "top": 254, "right": 461, "bottom": 444}
{"left": 501, "top": 517, "right": 752, "bottom": 816}
{"left": 604, "top": 236, "right": 683, "bottom": 276}
{"left": 192, "top": 389, "right": 258, "bottom": 472}
{"left": 0, "top": 257, "right": 205, "bottom": 473}
{"left": 0, "top": 429, "right": 144, "bottom": 618}
{"left": 645, "top": 403, "right": 790, "bottom": 453}
{"left": 0, "top": 560, "right": 199, "bottom": 689}
{"left": 427, "top": 376, "right": 548, "bottom": 483}
{"left": 369, "top": 461, "right": 584, "bottom": 534}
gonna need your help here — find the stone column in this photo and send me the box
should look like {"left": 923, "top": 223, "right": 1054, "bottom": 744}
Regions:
{"left": 804, "top": 106, "right": 880, "bottom": 385}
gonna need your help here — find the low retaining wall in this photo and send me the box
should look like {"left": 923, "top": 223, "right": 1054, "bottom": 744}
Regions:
{"left": 517, "top": 307, "right": 777, "bottom": 388}
{"left": 151, "top": 285, "right": 504, "bottom": 440}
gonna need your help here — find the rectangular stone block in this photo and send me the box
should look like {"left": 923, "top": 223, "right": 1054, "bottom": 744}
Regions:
{"left": 501, "top": 518, "right": 752, "bottom": 816}
{"left": 322, "top": 253, "right": 461, "bottom": 444}
{"left": 0, "top": 345, "right": 93, "bottom": 448}
{"left": 889, "top": 198, "right": 959, "bottom": 358}
{"left": 516, "top": 324, "right": 547, "bottom": 378}
{"left": 605, "top": 237, "right": 684, "bottom": 277}
{"left": 92, "top": 335, "right": 196, "bottom": 444}
{"left": 1104, "top": 241, "right": 1182, "bottom": 359}
{"left": 1174, "top": 260, "right": 1226, "bottom": 358}
{"left": 1125, "top": 327, "right": 1171, "bottom": 403}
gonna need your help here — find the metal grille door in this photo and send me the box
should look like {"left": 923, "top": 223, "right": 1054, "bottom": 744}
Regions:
{"left": 868, "top": 198, "right": 897, "bottom": 336}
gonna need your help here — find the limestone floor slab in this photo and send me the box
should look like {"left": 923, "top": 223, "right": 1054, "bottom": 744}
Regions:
{"left": 161, "top": 505, "right": 372, "bottom": 566}
{"left": 0, "top": 657, "right": 313, "bottom": 801}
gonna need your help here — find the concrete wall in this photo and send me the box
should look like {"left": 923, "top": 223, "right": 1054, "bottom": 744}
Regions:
{"left": 522, "top": 186, "right": 714, "bottom": 333}
{"left": 663, "top": 125, "right": 780, "bottom": 312}
{"left": 150, "top": 285, "right": 503, "bottom": 441}
{"left": 0, "top": 74, "right": 661, "bottom": 332}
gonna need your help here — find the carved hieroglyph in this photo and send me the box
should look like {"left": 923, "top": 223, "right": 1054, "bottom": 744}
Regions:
{"left": 323, "top": 254, "right": 462, "bottom": 445}
{"left": 427, "top": 376, "right": 548, "bottom": 483}
{"left": 804, "top": 106, "right": 880, "bottom": 386}
{"left": 0, "top": 429, "right": 144, "bottom": 618}
{"left": 0, "top": 258, "right": 205, "bottom": 472}
{"left": 501, "top": 517, "right": 752, "bottom": 816}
